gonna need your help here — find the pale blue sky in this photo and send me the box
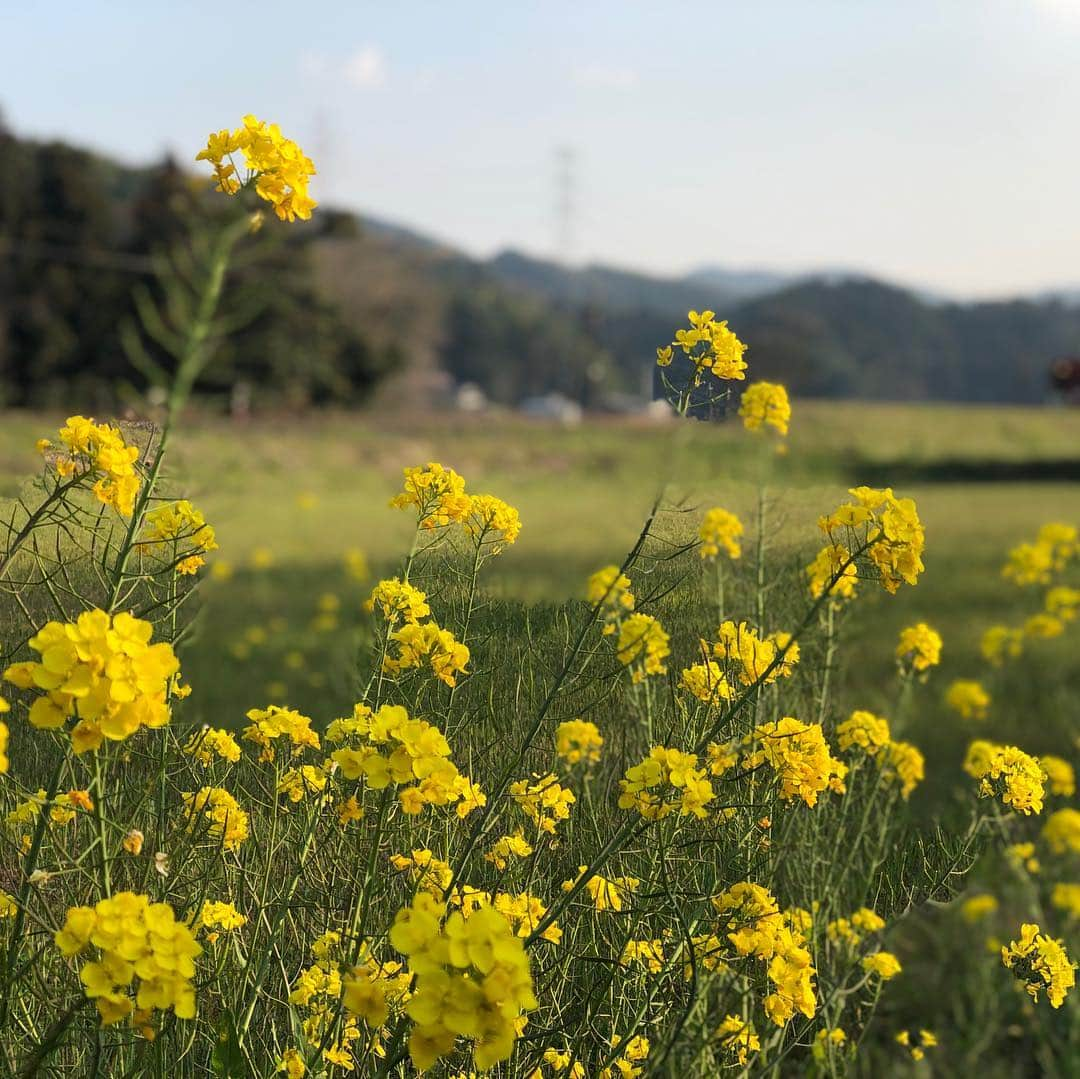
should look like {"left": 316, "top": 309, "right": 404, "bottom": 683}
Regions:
{"left": 3, "top": 1, "right": 1080, "bottom": 296}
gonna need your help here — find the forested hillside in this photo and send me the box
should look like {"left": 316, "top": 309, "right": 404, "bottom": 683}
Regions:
{"left": 1, "top": 127, "right": 1077, "bottom": 409}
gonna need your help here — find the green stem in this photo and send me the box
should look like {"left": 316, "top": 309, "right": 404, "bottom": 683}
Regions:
{"left": 91, "top": 748, "right": 112, "bottom": 897}
{"left": 0, "top": 756, "right": 65, "bottom": 1028}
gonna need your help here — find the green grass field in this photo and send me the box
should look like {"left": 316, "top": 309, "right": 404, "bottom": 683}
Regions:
{"left": 2, "top": 400, "right": 1079, "bottom": 1075}
{"left": 3, "top": 400, "right": 1078, "bottom": 803}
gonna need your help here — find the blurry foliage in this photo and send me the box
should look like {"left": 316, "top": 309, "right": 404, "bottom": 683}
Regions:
{"left": 0, "top": 135, "right": 391, "bottom": 410}
{"left": 3, "top": 129, "right": 1080, "bottom": 411}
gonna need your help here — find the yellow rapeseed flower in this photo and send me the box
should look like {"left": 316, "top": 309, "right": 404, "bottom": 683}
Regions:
{"left": 739, "top": 381, "right": 791, "bottom": 437}
{"left": 197, "top": 115, "right": 316, "bottom": 221}
{"left": 1002, "top": 923, "right": 1075, "bottom": 1007}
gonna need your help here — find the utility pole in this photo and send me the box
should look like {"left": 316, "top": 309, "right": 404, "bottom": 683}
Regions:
{"left": 554, "top": 145, "right": 577, "bottom": 267}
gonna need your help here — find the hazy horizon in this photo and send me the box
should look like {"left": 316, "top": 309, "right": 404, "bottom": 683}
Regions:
{"left": 4, "top": 0, "right": 1080, "bottom": 300}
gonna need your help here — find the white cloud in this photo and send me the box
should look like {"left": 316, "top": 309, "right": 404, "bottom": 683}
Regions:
{"left": 344, "top": 45, "right": 387, "bottom": 88}
{"left": 574, "top": 64, "right": 639, "bottom": 91}
{"left": 297, "top": 45, "right": 387, "bottom": 88}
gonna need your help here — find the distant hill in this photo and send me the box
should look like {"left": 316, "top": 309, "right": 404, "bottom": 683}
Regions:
{"left": 729, "top": 278, "right": 1080, "bottom": 402}
{"left": 486, "top": 250, "right": 744, "bottom": 314}
{"left": 2, "top": 126, "right": 1079, "bottom": 410}
{"left": 685, "top": 264, "right": 796, "bottom": 301}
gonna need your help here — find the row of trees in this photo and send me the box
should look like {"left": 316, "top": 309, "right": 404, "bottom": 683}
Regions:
{"left": 0, "top": 128, "right": 391, "bottom": 410}
{"left": 3, "top": 120, "right": 1076, "bottom": 411}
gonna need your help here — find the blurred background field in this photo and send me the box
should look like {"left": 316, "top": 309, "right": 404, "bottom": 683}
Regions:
{"left": 4, "top": 401, "right": 1075, "bottom": 815}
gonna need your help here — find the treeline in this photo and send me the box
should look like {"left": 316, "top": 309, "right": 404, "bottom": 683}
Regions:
{"left": 0, "top": 130, "right": 391, "bottom": 409}
{"left": 482, "top": 252, "right": 1080, "bottom": 405}
{"left": 2, "top": 125, "right": 1078, "bottom": 410}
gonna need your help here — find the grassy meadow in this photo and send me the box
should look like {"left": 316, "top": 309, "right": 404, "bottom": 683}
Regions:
{"left": 4, "top": 400, "right": 1076, "bottom": 805}
{"left": 1, "top": 398, "right": 1078, "bottom": 1076}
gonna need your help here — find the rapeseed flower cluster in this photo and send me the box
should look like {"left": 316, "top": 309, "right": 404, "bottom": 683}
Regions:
{"left": 184, "top": 726, "right": 242, "bottom": 765}
{"left": 715, "top": 1015, "right": 761, "bottom": 1065}
{"left": 620, "top": 939, "right": 665, "bottom": 973}
{"left": 812, "top": 1028, "right": 848, "bottom": 1063}
{"left": 242, "top": 705, "right": 321, "bottom": 762}
{"left": 1051, "top": 884, "right": 1080, "bottom": 918}
{"left": 586, "top": 564, "right": 636, "bottom": 633}
{"left": 1045, "top": 585, "right": 1080, "bottom": 623}
{"left": 895, "top": 622, "right": 942, "bottom": 674}
{"left": 192, "top": 900, "right": 246, "bottom": 943}
{"left": 389, "top": 462, "right": 521, "bottom": 556}
{"left": 833, "top": 712, "right": 925, "bottom": 797}
{"left": 946, "top": 679, "right": 991, "bottom": 721}
{"left": 656, "top": 310, "right": 748, "bottom": 384}
{"left": 818, "top": 486, "right": 926, "bottom": 593}
{"left": 391, "top": 849, "right": 455, "bottom": 896}
{"left": 3, "top": 610, "right": 179, "bottom": 752}
{"left": 366, "top": 578, "right": 470, "bottom": 685}
{"left": 745, "top": 718, "right": 847, "bottom": 807}
{"left": 679, "top": 659, "right": 734, "bottom": 704}
{"left": 895, "top": 1029, "right": 937, "bottom": 1063}
{"left": 384, "top": 621, "right": 470, "bottom": 687}
{"left": 881, "top": 740, "right": 926, "bottom": 799}
{"left": 805, "top": 543, "right": 858, "bottom": 601}
{"left": 1002, "top": 523, "right": 1077, "bottom": 586}
{"left": 38, "top": 415, "right": 141, "bottom": 516}
{"left": 464, "top": 494, "right": 522, "bottom": 553}
{"left": 1040, "top": 755, "right": 1075, "bottom": 798}
{"left": 277, "top": 764, "right": 329, "bottom": 803}
{"left": 966, "top": 742, "right": 1046, "bottom": 815}
{"left": 981, "top": 624, "right": 1025, "bottom": 666}
{"left": 739, "top": 381, "right": 791, "bottom": 438}
{"left": 960, "top": 894, "right": 999, "bottom": 923}
{"left": 826, "top": 907, "right": 885, "bottom": 946}
{"left": 711, "top": 621, "right": 799, "bottom": 686}
{"left": 862, "top": 951, "right": 903, "bottom": 980}
{"left": 365, "top": 578, "right": 431, "bottom": 624}
{"left": 142, "top": 500, "right": 218, "bottom": 574}
{"left": 1001, "top": 923, "right": 1076, "bottom": 1007}
{"left": 698, "top": 507, "right": 744, "bottom": 561}
{"left": 182, "top": 786, "right": 250, "bottom": 851}
{"left": 711, "top": 882, "right": 817, "bottom": 1026}
{"left": 485, "top": 830, "right": 534, "bottom": 870}
{"left": 1043, "top": 808, "right": 1080, "bottom": 854}
{"left": 836, "top": 710, "right": 891, "bottom": 756}
{"left": 330, "top": 703, "right": 483, "bottom": 816}
{"left": 615, "top": 613, "right": 670, "bottom": 683}
{"left": 197, "top": 115, "right": 316, "bottom": 221}
{"left": 510, "top": 773, "right": 575, "bottom": 833}
{"left": 389, "top": 893, "right": 536, "bottom": 1070}
{"left": 618, "top": 746, "right": 714, "bottom": 819}
{"left": 562, "top": 867, "right": 640, "bottom": 912}
{"left": 553, "top": 719, "right": 603, "bottom": 765}
{"left": 288, "top": 937, "right": 371, "bottom": 1067}
{"left": 55, "top": 892, "right": 201, "bottom": 1025}
{"left": 600, "top": 1034, "right": 650, "bottom": 1078}
{"left": 390, "top": 462, "right": 471, "bottom": 529}
{"left": 450, "top": 888, "right": 562, "bottom": 945}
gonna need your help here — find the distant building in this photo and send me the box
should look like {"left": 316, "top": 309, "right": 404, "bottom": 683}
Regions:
{"left": 519, "top": 393, "right": 583, "bottom": 425}
{"left": 455, "top": 382, "right": 488, "bottom": 413}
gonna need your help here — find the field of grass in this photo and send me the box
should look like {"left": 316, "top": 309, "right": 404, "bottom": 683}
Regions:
{"left": 4, "top": 400, "right": 1077, "bottom": 780}
{"left": 1, "top": 399, "right": 1078, "bottom": 1075}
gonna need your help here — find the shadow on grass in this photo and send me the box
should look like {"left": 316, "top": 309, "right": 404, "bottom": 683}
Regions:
{"left": 849, "top": 456, "right": 1080, "bottom": 485}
